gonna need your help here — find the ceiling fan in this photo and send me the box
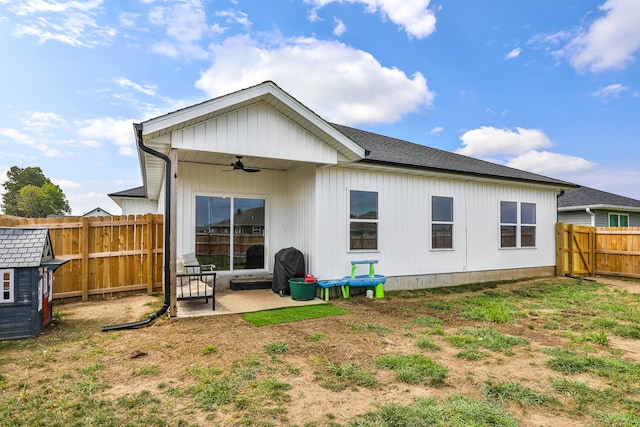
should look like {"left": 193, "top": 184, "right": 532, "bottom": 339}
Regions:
{"left": 225, "top": 156, "right": 260, "bottom": 173}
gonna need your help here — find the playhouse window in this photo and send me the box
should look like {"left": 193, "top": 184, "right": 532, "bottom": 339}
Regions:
{"left": 195, "top": 196, "right": 265, "bottom": 271}
{"left": 350, "top": 190, "right": 378, "bottom": 250}
{"left": 432, "top": 196, "right": 453, "bottom": 249}
{"left": 1, "top": 269, "right": 14, "bottom": 303}
{"left": 500, "top": 201, "right": 536, "bottom": 248}
{"left": 609, "top": 213, "right": 629, "bottom": 227}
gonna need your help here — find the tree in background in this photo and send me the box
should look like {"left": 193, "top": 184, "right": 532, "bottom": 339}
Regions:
{"left": 1, "top": 166, "right": 71, "bottom": 217}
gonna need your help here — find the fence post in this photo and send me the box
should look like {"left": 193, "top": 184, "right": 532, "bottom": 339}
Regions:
{"left": 145, "top": 213, "right": 154, "bottom": 295}
{"left": 555, "top": 222, "right": 565, "bottom": 276}
{"left": 81, "top": 216, "right": 89, "bottom": 301}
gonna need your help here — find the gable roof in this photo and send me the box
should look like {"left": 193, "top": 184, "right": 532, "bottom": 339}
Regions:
{"left": 332, "top": 124, "right": 575, "bottom": 188}
{"left": 0, "top": 228, "right": 51, "bottom": 268}
{"left": 558, "top": 186, "right": 640, "bottom": 212}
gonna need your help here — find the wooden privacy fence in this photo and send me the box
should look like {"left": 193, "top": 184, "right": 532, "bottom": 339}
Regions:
{"left": 556, "top": 223, "right": 640, "bottom": 279}
{"left": 0, "top": 214, "right": 164, "bottom": 301}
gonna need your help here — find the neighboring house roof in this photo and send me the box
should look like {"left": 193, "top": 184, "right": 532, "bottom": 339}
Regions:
{"left": 0, "top": 227, "right": 66, "bottom": 269}
{"left": 83, "top": 207, "right": 112, "bottom": 217}
{"left": 108, "top": 186, "right": 146, "bottom": 198}
{"left": 558, "top": 186, "right": 640, "bottom": 212}
{"left": 332, "top": 124, "right": 575, "bottom": 188}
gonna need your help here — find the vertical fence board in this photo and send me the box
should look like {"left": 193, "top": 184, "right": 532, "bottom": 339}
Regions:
{"left": 0, "top": 214, "right": 164, "bottom": 300}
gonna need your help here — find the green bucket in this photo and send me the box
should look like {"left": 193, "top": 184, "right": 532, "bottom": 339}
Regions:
{"left": 289, "top": 278, "right": 317, "bottom": 301}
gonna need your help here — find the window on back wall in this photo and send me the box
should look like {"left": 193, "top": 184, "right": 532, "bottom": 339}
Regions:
{"left": 350, "top": 190, "right": 378, "bottom": 251}
{"left": 609, "top": 213, "right": 629, "bottom": 227}
{"left": 432, "top": 196, "right": 453, "bottom": 249}
{"left": 1, "top": 269, "right": 14, "bottom": 303}
{"left": 500, "top": 201, "right": 536, "bottom": 248}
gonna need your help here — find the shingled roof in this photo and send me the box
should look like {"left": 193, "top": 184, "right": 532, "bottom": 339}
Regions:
{"left": 558, "top": 186, "right": 640, "bottom": 209}
{"left": 332, "top": 123, "right": 575, "bottom": 188}
{"left": 0, "top": 227, "right": 67, "bottom": 269}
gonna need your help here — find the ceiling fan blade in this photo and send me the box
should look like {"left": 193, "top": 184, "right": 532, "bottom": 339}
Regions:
{"left": 243, "top": 168, "right": 260, "bottom": 172}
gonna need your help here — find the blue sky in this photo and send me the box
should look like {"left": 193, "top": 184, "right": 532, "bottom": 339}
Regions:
{"left": 1, "top": 0, "right": 639, "bottom": 216}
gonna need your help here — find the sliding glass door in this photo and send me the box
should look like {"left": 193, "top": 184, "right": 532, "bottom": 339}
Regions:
{"left": 195, "top": 196, "right": 265, "bottom": 271}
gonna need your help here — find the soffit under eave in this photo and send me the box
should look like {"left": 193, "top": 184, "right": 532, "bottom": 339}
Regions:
{"left": 141, "top": 82, "right": 365, "bottom": 163}
{"left": 138, "top": 139, "right": 169, "bottom": 201}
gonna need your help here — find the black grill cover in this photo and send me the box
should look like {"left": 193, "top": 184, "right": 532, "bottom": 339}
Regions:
{"left": 272, "top": 247, "right": 305, "bottom": 295}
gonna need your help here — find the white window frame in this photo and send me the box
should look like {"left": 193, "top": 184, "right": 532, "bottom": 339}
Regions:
{"left": 1, "top": 269, "right": 14, "bottom": 304}
{"left": 609, "top": 213, "right": 629, "bottom": 227}
{"left": 499, "top": 201, "right": 536, "bottom": 249}
{"left": 348, "top": 189, "right": 379, "bottom": 252}
{"left": 431, "top": 195, "right": 454, "bottom": 250}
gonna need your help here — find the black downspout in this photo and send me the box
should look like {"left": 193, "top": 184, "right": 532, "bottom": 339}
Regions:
{"left": 102, "top": 123, "right": 172, "bottom": 331}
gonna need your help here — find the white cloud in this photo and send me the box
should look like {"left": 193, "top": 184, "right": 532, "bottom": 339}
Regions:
{"left": 196, "top": 35, "right": 433, "bottom": 125}
{"left": 506, "top": 150, "right": 596, "bottom": 175}
{"left": 52, "top": 178, "right": 81, "bottom": 189}
{"left": 456, "top": 126, "right": 553, "bottom": 157}
{"left": 430, "top": 126, "right": 443, "bottom": 135}
{"left": 148, "top": 0, "right": 211, "bottom": 60}
{"left": 565, "top": 0, "right": 640, "bottom": 72}
{"left": 8, "top": 0, "right": 116, "bottom": 47}
{"left": 305, "top": 0, "right": 436, "bottom": 39}
{"left": 78, "top": 118, "right": 136, "bottom": 156}
{"left": 333, "top": 17, "right": 346, "bottom": 36}
{"left": 0, "top": 128, "right": 63, "bottom": 157}
{"left": 114, "top": 77, "right": 157, "bottom": 97}
{"left": 591, "top": 83, "right": 629, "bottom": 99}
{"left": 215, "top": 9, "right": 251, "bottom": 28}
{"left": 505, "top": 47, "right": 521, "bottom": 59}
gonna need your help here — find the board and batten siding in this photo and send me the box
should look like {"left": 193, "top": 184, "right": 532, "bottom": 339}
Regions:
{"left": 170, "top": 102, "right": 337, "bottom": 164}
{"left": 175, "top": 162, "right": 319, "bottom": 272}
{"left": 313, "top": 167, "right": 558, "bottom": 281}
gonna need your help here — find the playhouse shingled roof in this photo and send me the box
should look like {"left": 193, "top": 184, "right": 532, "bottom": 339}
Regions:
{"left": 0, "top": 227, "right": 67, "bottom": 269}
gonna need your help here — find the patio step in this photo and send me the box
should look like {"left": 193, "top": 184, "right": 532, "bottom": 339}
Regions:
{"left": 230, "top": 279, "right": 272, "bottom": 291}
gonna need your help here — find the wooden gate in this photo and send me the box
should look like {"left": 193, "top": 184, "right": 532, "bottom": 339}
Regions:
{"left": 556, "top": 223, "right": 595, "bottom": 276}
{"left": 556, "top": 223, "right": 640, "bottom": 279}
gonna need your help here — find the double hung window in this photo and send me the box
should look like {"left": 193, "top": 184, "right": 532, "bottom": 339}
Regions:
{"left": 350, "top": 190, "right": 378, "bottom": 251}
{"left": 432, "top": 196, "right": 453, "bottom": 249}
{"left": 500, "top": 201, "right": 536, "bottom": 248}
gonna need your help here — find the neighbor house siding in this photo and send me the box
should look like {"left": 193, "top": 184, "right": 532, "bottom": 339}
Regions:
{"left": 171, "top": 102, "right": 337, "bottom": 165}
{"left": 558, "top": 211, "right": 593, "bottom": 226}
{"left": 559, "top": 210, "right": 640, "bottom": 227}
{"left": 313, "top": 167, "right": 558, "bottom": 282}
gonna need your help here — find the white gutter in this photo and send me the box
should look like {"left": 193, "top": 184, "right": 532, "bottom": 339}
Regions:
{"left": 586, "top": 208, "right": 595, "bottom": 227}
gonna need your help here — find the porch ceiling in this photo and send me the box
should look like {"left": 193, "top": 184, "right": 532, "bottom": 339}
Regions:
{"left": 178, "top": 151, "right": 305, "bottom": 172}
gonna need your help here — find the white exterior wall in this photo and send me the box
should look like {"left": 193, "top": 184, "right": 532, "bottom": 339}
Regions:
{"left": 313, "top": 167, "right": 558, "bottom": 282}
{"left": 171, "top": 102, "right": 337, "bottom": 164}
{"left": 175, "top": 162, "right": 289, "bottom": 271}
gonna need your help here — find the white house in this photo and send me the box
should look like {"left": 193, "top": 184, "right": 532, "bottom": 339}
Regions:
{"left": 111, "top": 81, "right": 575, "bottom": 313}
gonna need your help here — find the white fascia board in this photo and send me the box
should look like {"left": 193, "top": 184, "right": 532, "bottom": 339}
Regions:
{"left": 558, "top": 204, "right": 640, "bottom": 213}
{"left": 140, "top": 81, "right": 365, "bottom": 161}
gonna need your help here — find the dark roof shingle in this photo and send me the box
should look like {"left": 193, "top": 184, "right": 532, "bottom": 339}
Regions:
{"left": 558, "top": 186, "right": 640, "bottom": 209}
{"left": 332, "top": 123, "right": 575, "bottom": 187}
{"left": 0, "top": 227, "right": 48, "bottom": 268}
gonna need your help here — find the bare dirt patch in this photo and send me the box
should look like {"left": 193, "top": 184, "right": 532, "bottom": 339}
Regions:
{"left": 3, "top": 276, "right": 639, "bottom": 426}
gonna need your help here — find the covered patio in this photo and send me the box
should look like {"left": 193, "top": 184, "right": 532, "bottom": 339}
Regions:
{"left": 176, "top": 286, "right": 327, "bottom": 317}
